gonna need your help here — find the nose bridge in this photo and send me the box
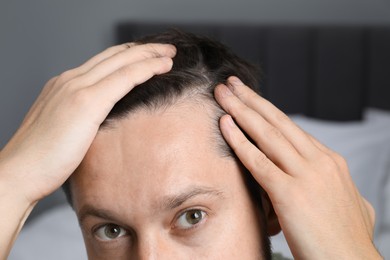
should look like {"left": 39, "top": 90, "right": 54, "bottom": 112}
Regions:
{"left": 138, "top": 239, "right": 158, "bottom": 260}
{"left": 136, "top": 231, "right": 172, "bottom": 260}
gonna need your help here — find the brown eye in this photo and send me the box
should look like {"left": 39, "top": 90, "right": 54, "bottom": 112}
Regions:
{"left": 95, "top": 224, "right": 127, "bottom": 241}
{"left": 176, "top": 209, "right": 206, "bottom": 229}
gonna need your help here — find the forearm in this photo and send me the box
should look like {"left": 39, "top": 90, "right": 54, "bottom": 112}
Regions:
{"left": 0, "top": 165, "right": 36, "bottom": 260}
{"left": 297, "top": 236, "right": 383, "bottom": 260}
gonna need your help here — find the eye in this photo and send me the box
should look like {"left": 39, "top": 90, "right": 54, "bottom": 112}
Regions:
{"left": 175, "top": 209, "right": 207, "bottom": 230}
{"left": 94, "top": 224, "right": 128, "bottom": 241}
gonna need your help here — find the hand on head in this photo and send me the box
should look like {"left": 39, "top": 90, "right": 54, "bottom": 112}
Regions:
{"left": 0, "top": 43, "right": 176, "bottom": 203}
{"left": 214, "top": 76, "right": 380, "bottom": 259}
{"left": 0, "top": 43, "right": 175, "bottom": 259}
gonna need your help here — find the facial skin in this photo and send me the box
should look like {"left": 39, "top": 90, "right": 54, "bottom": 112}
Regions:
{"left": 70, "top": 101, "right": 268, "bottom": 259}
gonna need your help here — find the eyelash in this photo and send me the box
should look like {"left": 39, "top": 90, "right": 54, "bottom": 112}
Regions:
{"left": 93, "top": 223, "right": 129, "bottom": 242}
{"left": 91, "top": 208, "right": 209, "bottom": 241}
{"left": 172, "top": 208, "right": 208, "bottom": 232}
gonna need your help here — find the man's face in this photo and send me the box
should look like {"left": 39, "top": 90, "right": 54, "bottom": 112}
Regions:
{"left": 70, "top": 102, "right": 267, "bottom": 259}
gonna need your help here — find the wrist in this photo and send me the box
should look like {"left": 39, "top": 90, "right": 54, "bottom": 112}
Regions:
{"left": 0, "top": 162, "right": 37, "bottom": 259}
{"left": 286, "top": 226, "right": 383, "bottom": 260}
{"left": 0, "top": 157, "right": 39, "bottom": 206}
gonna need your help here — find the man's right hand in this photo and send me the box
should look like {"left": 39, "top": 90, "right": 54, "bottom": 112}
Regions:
{"left": 0, "top": 43, "right": 176, "bottom": 258}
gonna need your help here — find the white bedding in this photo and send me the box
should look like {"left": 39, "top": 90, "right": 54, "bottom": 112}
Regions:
{"left": 9, "top": 108, "right": 390, "bottom": 259}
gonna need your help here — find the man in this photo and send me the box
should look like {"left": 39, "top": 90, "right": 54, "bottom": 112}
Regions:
{"left": 0, "top": 31, "right": 382, "bottom": 259}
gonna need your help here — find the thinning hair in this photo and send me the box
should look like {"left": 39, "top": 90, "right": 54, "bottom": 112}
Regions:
{"left": 100, "top": 30, "right": 261, "bottom": 156}
{"left": 62, "top": 30, "right": 271, "bottom": 258}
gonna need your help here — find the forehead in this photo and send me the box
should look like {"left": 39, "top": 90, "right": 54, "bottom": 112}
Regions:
{"left": 70, "top": 102, "right": 238, "bottom": 210}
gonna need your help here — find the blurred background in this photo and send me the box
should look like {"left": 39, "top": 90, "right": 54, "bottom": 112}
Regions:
{"left": 1, "top": 1, "right": 390, "bottom": 258}
{"left": 2, "top": 0, "right": 390, "bottom": 147}
{"left": 2, "top": 0, "right": 390, "bottom": 149}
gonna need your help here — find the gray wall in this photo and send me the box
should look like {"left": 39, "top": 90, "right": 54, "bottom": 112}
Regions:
{"left": 1, "top": 0, "right": 390, "bottom": 148}
{"left": 1, "top": 0, "right": 390, "bottom": 218}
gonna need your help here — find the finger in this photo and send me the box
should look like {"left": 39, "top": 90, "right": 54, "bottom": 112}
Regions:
{"left": 359, "top": 195, "right": 375, "bottom": 239}
{"left": 219, "top": 114, "right": 289, "bottom": 193}
{"left": 23, "top": 43, "right": 138, "bottom": 121}
{"left": 72, "top": 43, "right": 176, "bottom": 88}
{"left": 23, "top": 44, "right": 176, "bottom": 127}
{"left": 87, "top": 56, "right": 174, "bottom": 120}
{"left": 78, "top": 43, "right": 137, "bottom": 74}
{"left": 215, "top": 84, "right": 306, "bottom": 174}
{"left": 226, "top": 76, "right": 322, "bottom": 159}
{"left": 55, "top": 43, "right": 135, "bottom": 85}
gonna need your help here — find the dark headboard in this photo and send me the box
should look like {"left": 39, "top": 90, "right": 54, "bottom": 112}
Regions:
{"left": 116, "top": 22, "right": 390, "bottom": 121}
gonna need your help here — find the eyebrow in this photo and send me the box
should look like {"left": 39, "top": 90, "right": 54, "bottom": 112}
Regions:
{"left": 159, "top": 186, "right": 225, "bottom": 211}
{"left": 77, "top": 186, "right": 225, "bottom": 225}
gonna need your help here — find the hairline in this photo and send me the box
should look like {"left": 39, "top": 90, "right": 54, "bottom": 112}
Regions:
{"left": 100, "top": 86, "right": 234, "bottom": 159}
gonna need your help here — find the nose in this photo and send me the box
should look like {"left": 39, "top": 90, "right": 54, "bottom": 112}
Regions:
{"left": 136, "top": 234, "right": 175, "bottom": 260}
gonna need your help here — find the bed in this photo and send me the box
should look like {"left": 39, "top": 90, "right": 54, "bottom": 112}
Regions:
{"left": 9, "top": 23, "right": 390, "bottom": 259}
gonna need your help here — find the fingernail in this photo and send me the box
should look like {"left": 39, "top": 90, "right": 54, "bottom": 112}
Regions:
{"left": 169, "top": 45, "right": 177, "bottom": 55}
{"left": 226, "top": 115, "right": 235, "bottom": 127}
{"left": 229, "top": 76, "right": 243, "bottom": 86}
{"left": 221, "top": 85, "right": 233, "bottom": 97}
{"left": 163, "top": 57, "right": 173, "bottom": 63}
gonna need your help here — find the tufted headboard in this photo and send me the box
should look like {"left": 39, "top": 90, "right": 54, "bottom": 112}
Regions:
{"left": 116, "top": 22, "right": 390, "bottom": 121}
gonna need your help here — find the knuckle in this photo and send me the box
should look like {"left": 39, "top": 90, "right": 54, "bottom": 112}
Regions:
{"left": 230, "top": 134, "right": 250, "bottom": 152}
{"left": 247, "top": 91, "right": 258, "bottom": 100}
{"left": 333, "top": 152, "right": 347, "bottom": 165}
{"left": 71, "top": 88, "right": 92, "bottom": 106}
{"left": 231, "top": 85, "right": 247, "bottom": 100}
{"left": 329, "top": 151, "right": 349, "bottom": 172}
{"left": 237, "top": 136, "right": 251, "bottom": 148}
{"left": 254, "top": 152, "right": 270, "bottom": 169}
{"left": 265, "top": 126, "right": 283, "bottom": 140}
{"left": 143, "top": 43, "right": 170, "bottom": 56}
{"left": 56, "top": 69, "right": 79, "bottom": 86}
{"left": 238, "top": 90, "right": 257, "bottom": 105}
{"left": 146, "top": 45, "right": 160, "bottom": 56}
{"left": 61, "top": 77, "right": 82, "bottom": 92}
{"left": 59, "top": 69, "right": 77, "bottom": 80}
{"left": 44, "top": 76, "right": 59, "bottom": 89}
{"left": 275, "top": 111, "right": 291, "bottom": 125}
{"left": 104, "top": 42, "right": 133, "bottom": 54}
{"left": 115, "top": 43, "right": 133, "bottom": 51}
{"left": 134, "top": 43, "right": 160, "bottom": 58}
{"left": 315, "top": 154, "right": 338, "bottom": 174}
{"left": 116, "top": 65, "right": 133, "bottom": 78}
